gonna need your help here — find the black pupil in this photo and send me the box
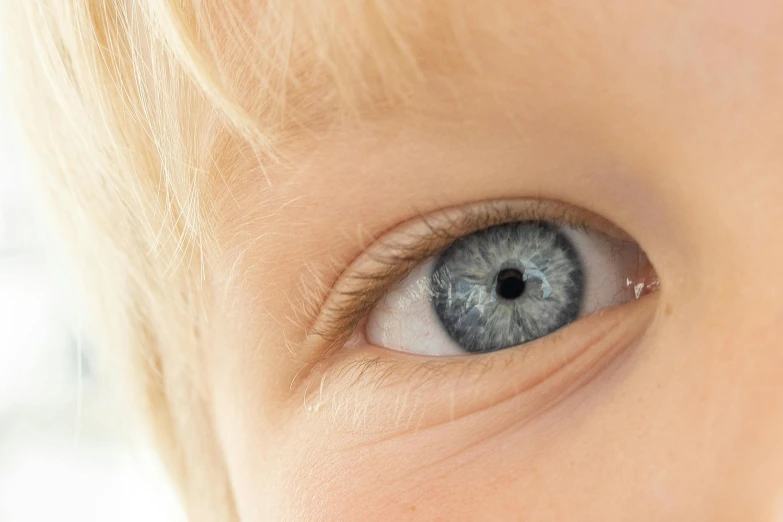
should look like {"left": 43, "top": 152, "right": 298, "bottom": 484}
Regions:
{"left": 496, "top": 268, "right": 526, "bottom": 300}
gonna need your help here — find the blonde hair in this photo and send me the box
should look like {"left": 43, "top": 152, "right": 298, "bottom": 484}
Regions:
{"left": 2, "top": 1, "right": 475, "bottom": 519}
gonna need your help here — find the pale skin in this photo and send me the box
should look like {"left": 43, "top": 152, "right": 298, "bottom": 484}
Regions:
{"left": 201, "top": 1, "right": 783, "bottom": 520}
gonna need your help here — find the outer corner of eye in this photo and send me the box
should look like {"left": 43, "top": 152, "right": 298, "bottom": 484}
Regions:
{"left": 365, "top": 218, "right": 658, "bottom": 357}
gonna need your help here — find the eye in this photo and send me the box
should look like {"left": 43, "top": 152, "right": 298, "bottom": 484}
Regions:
{"left": 365, "top": 220, "right": 655, "bottom": 356}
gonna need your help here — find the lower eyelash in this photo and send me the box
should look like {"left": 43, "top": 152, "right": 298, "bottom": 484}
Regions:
{"left": 300, "top": 353, "right": 503, "bottom": 431}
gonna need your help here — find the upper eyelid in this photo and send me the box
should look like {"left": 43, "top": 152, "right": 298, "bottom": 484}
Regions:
{"left": 306, "top": 199, "right": 631, "bottom": 351}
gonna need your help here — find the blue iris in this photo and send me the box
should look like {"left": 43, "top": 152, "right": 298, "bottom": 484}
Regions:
{"left": 430, "top": 221, "right": 585, "bottom": 353}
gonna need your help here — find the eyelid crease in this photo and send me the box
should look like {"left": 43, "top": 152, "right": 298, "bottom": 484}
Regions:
{"left": 304, "top": 199, "right": 636, "bottom": 358}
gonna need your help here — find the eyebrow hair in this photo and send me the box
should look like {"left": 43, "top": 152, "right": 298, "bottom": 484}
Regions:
{"left": 194, "top": 1, "right": 494, "bottom": 240}
{"left": 173, "top": 1, "right": 476, "bottom": 138}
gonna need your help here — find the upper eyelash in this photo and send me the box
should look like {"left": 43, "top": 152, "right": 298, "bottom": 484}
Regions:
{"left": 306, "top": 199, "right": 617, "bottom": 351}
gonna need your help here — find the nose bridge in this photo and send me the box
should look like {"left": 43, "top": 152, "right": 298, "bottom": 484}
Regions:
{"left": 677, "top": 181, "right": 783, "bottom": 518}
{"left": 696, "top": 188, "right": 783, "bottom": 355}
{"left": 680, "top": 149, "right": 783, "bottom": 357}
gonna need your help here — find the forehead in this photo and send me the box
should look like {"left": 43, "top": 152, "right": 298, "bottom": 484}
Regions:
{"left": 215, "top": 0, "right": 783, "bottom": 204}
{"left": 221, "top": 0, "right": 783, "bottom": 133}
{"left": 208, "top": 0, "right": 783, "bottom": 265}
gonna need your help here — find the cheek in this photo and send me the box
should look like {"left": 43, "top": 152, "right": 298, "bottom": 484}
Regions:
{"left": 254, "top": 301, "right": 781, "bottom": 522}
{"left": 273, "top": 408, "right": 557, "bottom": 520}
{"left": 259, "top": 329, "right": 682, "bottom": 520}
{"left": 269, "top": 357, "right": 682, "bottom": 522}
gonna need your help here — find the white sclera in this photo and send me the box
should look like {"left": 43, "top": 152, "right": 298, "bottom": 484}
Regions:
{"left": 365, "top": 226, "right": 644, "bottom": 356}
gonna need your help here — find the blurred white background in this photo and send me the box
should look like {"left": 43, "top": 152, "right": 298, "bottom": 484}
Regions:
{"left": 0, "top": 56, "right": 184, "bottom": 521}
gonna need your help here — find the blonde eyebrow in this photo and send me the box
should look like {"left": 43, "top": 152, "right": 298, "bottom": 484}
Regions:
{"left": 180, "top": 0, "right": 488, "bottom": 237}
{"left": 199, "top": 1, "right": 478, "bottom": 136}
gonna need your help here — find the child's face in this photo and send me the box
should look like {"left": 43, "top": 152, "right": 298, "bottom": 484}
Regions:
{"left": 205, "top": 1, "right": 783, "bottom": 519}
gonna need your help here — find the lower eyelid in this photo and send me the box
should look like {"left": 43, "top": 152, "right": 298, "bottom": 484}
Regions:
{"left": 299, "top": 294, "right": 658, "bottom": 437}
